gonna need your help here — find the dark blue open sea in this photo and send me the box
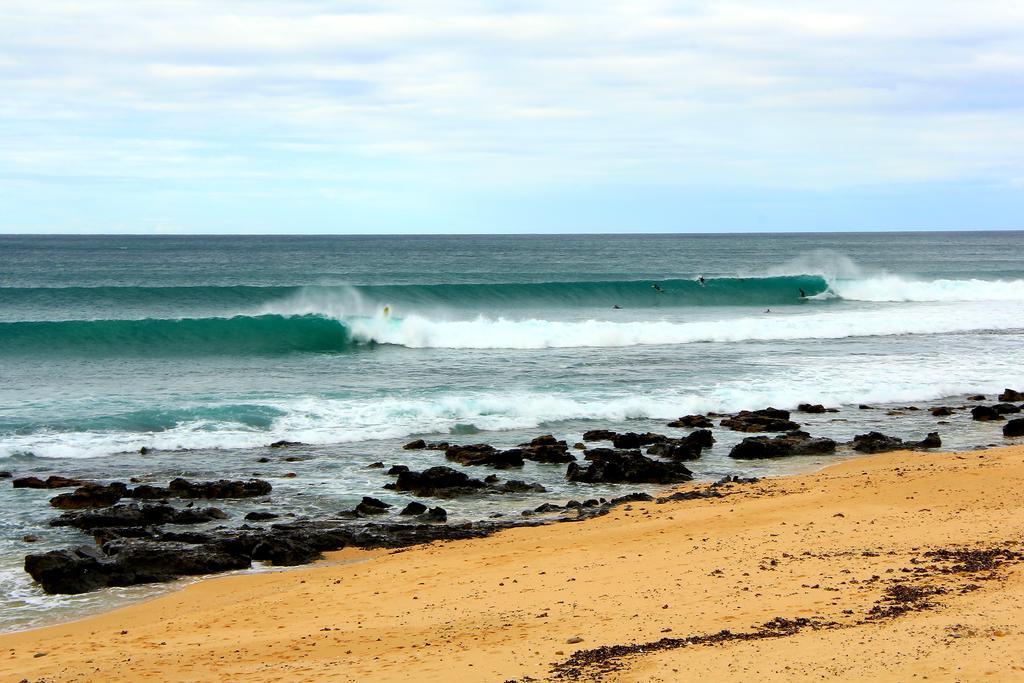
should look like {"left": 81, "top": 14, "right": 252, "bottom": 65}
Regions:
{"left": 2, "top": 232, "right": 1023, "bottom": 629}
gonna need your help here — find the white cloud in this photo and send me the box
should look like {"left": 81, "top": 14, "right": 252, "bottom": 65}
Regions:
{"left": 1, "top": 0, "right": 1023, "bottom": 196}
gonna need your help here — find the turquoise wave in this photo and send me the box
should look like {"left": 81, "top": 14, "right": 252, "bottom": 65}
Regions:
{"left": 0, "top": 274, "right": 829, "bottom": 312}
{"left": 0, "top": 315, "right": 354, "bottom": 356}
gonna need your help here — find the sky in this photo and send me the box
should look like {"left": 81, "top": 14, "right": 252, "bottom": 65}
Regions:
{"left": 1, "top": 0, "right": 1023, "bottom": 234}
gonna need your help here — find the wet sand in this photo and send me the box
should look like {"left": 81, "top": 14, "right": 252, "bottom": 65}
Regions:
{"left": 3, "top": 444, "right": 1024, "bottom": 681}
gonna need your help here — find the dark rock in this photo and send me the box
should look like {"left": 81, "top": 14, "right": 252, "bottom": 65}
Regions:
{"left": 49, "top": 483, "right": 129, "bottom": 509}
{"left": 730, "top": 432, "right": 836, "bottom": 459}
{"left": 445, "top": 444, "right": 523, "bottom": 469}
{"left": 494, "top": 480, "right": 547, "bottom": 494}
{"left": 167, "top": 478, "right": 272, "bottom": 498}
{"left": 645, "top": 430, "right": 712, "bottom": 460}
{"left": 611, "top": 432, "right": 667, "bottom": 449}
{"left": 609, "top": 493, "right": 654, "bottom": 507}
{"left": 998, "top": 388, "right": 1024, "bottom": 402}
{"left": 858, "top": 404, "right": 873, "bottom": 409}
{"left": 519, "top": 444, "right": 576, "bottom": 464}
{"left": 720, "top": 409, "right": 799, "bottom": 433}
{"left": 25, "top": 541, "right": 251, "bottom": 595}
{"left": 419, "top": 506, "right": 447, "bottom": 523}
{"left": 521, "top": 435, "right": 562, "bottom": 447}
{"left": 930, "top": 407, "right": 953, "bottom": 417}
{"left": 967, "top": 394, "right": 986, "bottom": 401}
{"left": 797, "top": 403, "right": 826, "bottom": 413}
{"left": 1004, "top": 418, "right": 1024, "bottom": 438}
{"left": 0, "top": 471, "right": 11, "bottom": 479}
{"left": 403, "top": 439, "right": 427, "bottom": 450}
{"left": 566, "top": 451, "right": 693, "bottom": 484}
{"left": 971, "top": 405, "right": 1004, "bottom": 421}
{"left": 13, "top": 475, "right": 83, "bottom": 489}
{"left": 367, "top": 462, "right": 385, "bottom": 469}
{"left": 257, "top": 457, "right": 271, "bottom": 463}
{"left": 666, "top": 414, "right": 713, "bottom": 428}
{"left": 573, "top": 442, "right": 585, "bottom": 450}
{"left": 917, "top": 432, "right": 941, "bottom": 449}
{"left": 387, "top": 465, "right": 410, "bottom": 475}
{"left": 244, "top": 511, "right": 279, "bottom": 521}
{"left": 993, "top": 403, "right": 1021, "bottom": 415}
{"left": 534, "top": 503, "right": 563, "bottom": 513}
{"left": 355, "top": 496, "right": 392, "bottom": 515}
{"left": 425, "top": 441, "right": 450, "bottom": 450}
{"left": 385, "top": 466, "right": 487, "bottom": 498}
{"left": 51, "top": 503, "right": 227, "bottom": 530}
{"left": 851, "top": 432, "right": 907, "bottom": 454}
{"left": 268, "top": 440, "right": 305, "bottom": 448}
{"left": 139, "top": 447, "right": 152, "bottom": 455}
{"left": 582, "top": 429, "right": 617, "bottom": 441}
{"left": 399, "top": 502, "right": 428, "bottom": 516}
{"left": 583, "top": 447, "right": 639, "bottom": 460}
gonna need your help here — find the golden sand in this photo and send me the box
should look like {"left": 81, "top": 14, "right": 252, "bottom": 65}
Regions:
{"left": 4, "top": 445, "right": 1024, "bottom": 681}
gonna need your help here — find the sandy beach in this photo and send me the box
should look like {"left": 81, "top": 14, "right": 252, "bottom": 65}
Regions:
{"left": 3, "top": 444, "right": 1024, "bottom": 682}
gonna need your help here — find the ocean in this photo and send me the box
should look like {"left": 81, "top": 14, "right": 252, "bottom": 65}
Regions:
{"left": 2, "top": 231, "right": 1023, "bottom": 630}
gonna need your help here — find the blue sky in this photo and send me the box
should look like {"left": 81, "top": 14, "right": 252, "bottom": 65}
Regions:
{"left": 2, "top": 1, "right": 1023, "bottom": 233}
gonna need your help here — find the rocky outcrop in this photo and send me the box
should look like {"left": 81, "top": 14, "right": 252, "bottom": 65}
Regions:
{"left": 582, "top": 429, "right": 617, "bottom": 442}
{"left": 930, "top": 406, "right": 953, "bottom": 417}
{"left": 51, "top": 503, "right": 227, "bottom": 530}
{"left": 720, "top": 408, "right": 800, "bottom": 433}
{"left": 244, "top": 511, "right": 279, "bottom": 521}
{"left": 403, "top": 439, "right": 427, "bottom": 450}
{"left": 515, "top": 436, "right": 576, "bottom": 463}
{"left": 645, "top": 430, "right": 714, "bottom": 460}
{"left": 129, "top": 478, "right": 272, "bottom": 500}
{"left": 729, "top": 431, "right": 836, "bottom": 459}
{"left": 12, "top": 475, "right": 83, "bottom": 489}
{"left": 49, "top": 483, "right": 128, "bottom": 509}
{"left": 24, "top": 542, "right": 252, "bottom": 595}
{"left": 399, "top": 502, "right": 427, "bottom": 515}
{"left": 797, "top": 403, "right": 826, "bottom": 413}
{"left": 566, "top": 450, "right": 693, "bottom": 484}
{"left": 386, "top": 466, "right": 487, "bottom": 498}
{"left": 994, "top": 403, "right": 1022, "bottom": 415}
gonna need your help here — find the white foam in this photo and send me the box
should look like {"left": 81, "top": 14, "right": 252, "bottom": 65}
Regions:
{"left": 5, "top": 352, "right": 1023, "bottom": 460}
{"left": 338, "top": 300, "right": 1021, "bottom": 349}
{"left": 831, "top": 276, "right": 1024, "bottom": 302}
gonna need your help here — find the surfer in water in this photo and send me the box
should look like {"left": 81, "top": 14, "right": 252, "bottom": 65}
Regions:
{"left": 697, "top": 275, "right": 706, "bottom": 286}
{"left": 382, "top": 305, "right": 391, "bottom": 317}
{"left": 651, "top": 283, "right": 664, "bottom": 294}
{"left": 798, "top": 288, "right": 807, "bottom": 299}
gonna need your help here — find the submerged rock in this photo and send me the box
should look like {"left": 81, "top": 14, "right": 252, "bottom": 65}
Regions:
{"left": 354, "top": 497, "right": 392, "bottom": 515}
{"left": 971, "top": 406, "right": 1004, "bottom": 421}
{"left": 244, "top": 511, "right": 279, "bottom": 522}
{"left": 268, "top": 440, "right": 306, "bottom": 448}
{"left": 445, "top": 444, "right": 523, "bottom": 469}
{"left": 930, "top": 406, "right": 953, "bottom": 417}
{"left": 1004, "top": 418, "right": 1024, "bottom": 438}
{"left": 12, "top": 476, "right": 83, "bottom": 490}
{"left": 611, "top": 432, "right": 667, "bottom": 449}
{"left": 666, "top": 414, "right": 713, "bottom": 428}
{"left": 129, "top": 478, "right": 273, "bottom": 500}
{"left": 645, "top": 429, "right": 714, "bottom": 460}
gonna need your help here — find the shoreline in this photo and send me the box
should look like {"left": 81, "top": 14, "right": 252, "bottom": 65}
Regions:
{"left": 3, "top": 444, "right": 1024, "bottom": 680}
